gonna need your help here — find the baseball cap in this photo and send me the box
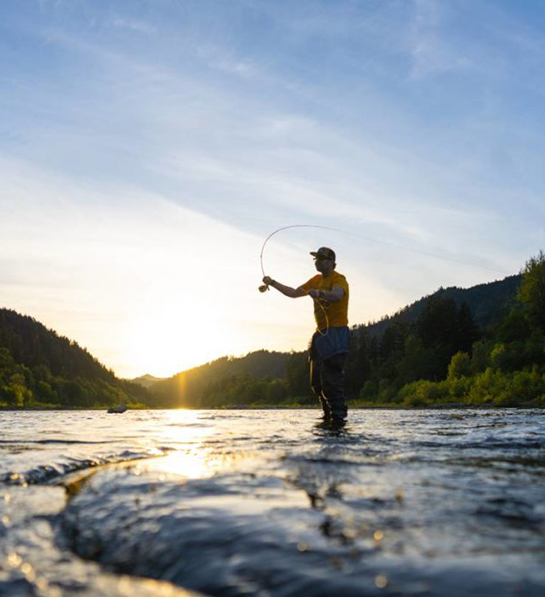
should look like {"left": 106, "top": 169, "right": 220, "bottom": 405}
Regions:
{"left": 310, "top": 247, "right": 336, "bottom": 261}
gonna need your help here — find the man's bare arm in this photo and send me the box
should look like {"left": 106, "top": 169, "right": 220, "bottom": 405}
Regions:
{"left": 262, "top": 276, "right": 306, "bottom": 298}
{"left": 308, "top": 286, "right": 344, "bottom": 303}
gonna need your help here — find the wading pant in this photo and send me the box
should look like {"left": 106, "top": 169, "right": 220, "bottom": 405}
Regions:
{"left": 310, "top": 353, "right": 348, "bottom": 421}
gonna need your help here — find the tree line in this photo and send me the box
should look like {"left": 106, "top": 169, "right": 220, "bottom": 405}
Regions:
{"left": 1, "top": 251, "right": 544, "bottom": 409}
{"left": 172, "top": 251, "right": 545, "bottom": 408}
{"left": 0, "top": 309, "right": 149, "bottom": 407}
{"left": 353, "top": 251, "right": 545, "bottom": 407}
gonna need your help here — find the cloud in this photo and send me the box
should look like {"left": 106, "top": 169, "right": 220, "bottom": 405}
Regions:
{"left": 2, "top": 0, "right": 544, "bottom": 375}
{"left": 409, "top": 0, "right": 473, "bottom": 80}
{"left": 109, "top": 17, "right": 156, "bottom": 34}
{"left": 0, "top": 157, "right": 333, "bottom": 376}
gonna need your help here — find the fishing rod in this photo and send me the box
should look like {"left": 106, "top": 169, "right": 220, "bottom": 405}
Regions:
{"left": 258, "top": 223, "right": 509, "bottom": 293}
{"left": 258, "top": 223, "right": 510, "bottom": 338}
{"left": 258, "top": 225, "right": 340, "bottom": 337}
{"left": 258, "top": 225, "right": 342, "bottom": 292}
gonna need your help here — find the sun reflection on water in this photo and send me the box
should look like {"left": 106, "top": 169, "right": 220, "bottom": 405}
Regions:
{"left": 139, "top": 410, "right": 251, "bottom": 480}
{"left": 149, "top": 449, "right": 220, "bottom": 479}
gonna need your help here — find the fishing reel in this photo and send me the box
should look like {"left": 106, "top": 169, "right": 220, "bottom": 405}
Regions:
{"left": 258, "top": 284, "right": 270, "bottom": 293}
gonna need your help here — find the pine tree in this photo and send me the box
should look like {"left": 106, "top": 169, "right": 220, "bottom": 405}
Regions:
{"left": 456, "top": 301, "right": 480, "bottom": 353}
{"left": 518, "top": 250, "right": 545, "bottom": 332}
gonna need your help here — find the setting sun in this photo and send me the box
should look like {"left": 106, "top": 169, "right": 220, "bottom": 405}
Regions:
{"left": 124, "top": 302, "right": 246, "bottom": 377}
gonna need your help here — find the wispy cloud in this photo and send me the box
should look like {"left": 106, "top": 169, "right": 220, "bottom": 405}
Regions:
{"left": 1, "top": 0, "right": 545, "bottom": 374}
{"left": 109, "top": 17, "right": 156, "bottom": 34}
{"left": 409, "top": 0, "right": 473, "bottom": 79}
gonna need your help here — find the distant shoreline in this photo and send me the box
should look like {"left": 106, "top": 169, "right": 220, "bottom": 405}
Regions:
{"left": 0, "top": 404, "right": 542, "bottom": 411}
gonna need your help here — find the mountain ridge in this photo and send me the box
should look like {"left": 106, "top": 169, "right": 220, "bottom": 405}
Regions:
{"left": 0, "top": 308, "right": 150, "bottom": 407}
{"left": 136, "top": 273, "right": 522, "bottom": 387}
{"left": 1, "top": 272, "right": 523, "bottom": 408}
{"left": 357, "top": 274, "right": 522, "bottom": 338}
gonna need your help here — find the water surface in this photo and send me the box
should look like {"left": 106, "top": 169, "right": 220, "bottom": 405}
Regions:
{"left": 1, "top": 409, "right": 544, "bottom": 596}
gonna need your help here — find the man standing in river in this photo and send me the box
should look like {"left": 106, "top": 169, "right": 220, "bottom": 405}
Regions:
{"left": 262, "top": 247, "right": 350, "bottom": 425}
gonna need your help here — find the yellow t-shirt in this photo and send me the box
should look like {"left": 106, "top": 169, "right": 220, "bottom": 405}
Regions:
{"left": 299, "top": 270, "right": 349, "bottom": 331}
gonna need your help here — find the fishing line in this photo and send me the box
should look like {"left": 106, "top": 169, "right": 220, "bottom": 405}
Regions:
{"left": 258, "top": 223, "right": 510, "bottom": 338}
{"left": 259, "top": 224, "right": 343, "bottom": 280}
{"left": 258, "top": 223, "right": 509, "bottom": 282}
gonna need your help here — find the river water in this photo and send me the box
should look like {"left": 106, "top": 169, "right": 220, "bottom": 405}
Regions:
{"left": 1, "top": 408, "right": 544, "bottom": 596}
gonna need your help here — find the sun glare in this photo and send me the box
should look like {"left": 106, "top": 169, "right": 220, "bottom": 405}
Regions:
{"left": 123, "top": 296, "right": 248, "bottom": 377}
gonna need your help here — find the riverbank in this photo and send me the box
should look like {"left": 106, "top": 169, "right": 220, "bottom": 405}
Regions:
{"left": 2, "top": 402, "right": 543, "bottom": 411}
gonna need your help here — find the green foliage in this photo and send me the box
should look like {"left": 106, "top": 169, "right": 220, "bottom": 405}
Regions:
{"left": 399, "top": 379, "right": 444, "bottom": 406}
{"left": 0, "top": 348, "right": 32, "bottom": 406}
{"left": 347, "top": 296, "right": 482, "bottom": 401}
{"left": 396, "top": 334, "right": 439, "bottom": 384}
{"left": 36, "top": 381, "right": 57, "bottom": 403}
{"left": 497, "top": 307, "right": 530, "bottom": 343}
{"left": 285, "top": 352, "right": 313, "bottom": 400}
{"left": 151, "top": 350, "right": 295, "bottom": 408}
{"left": 200, "top": 375, "right": 289, "bottom": 407}
{"left": 448, "top": 352, "right": 471, "bottom": 380}
{"left": 349, "top": 252, "right": 545, "bottom": 408}
{"left": 181, "top": 258, "right": 543, "bottom": 410}
{"left": 467, "top": 367, "right": 545, "bottom": 407}
{"left": 0, "top": 310, "right": 152, "bottom": 408}
{"left": 1, "top": 373, "right": 32, "bottom": 406}
{"left": 2, "top": 252, "right": 544, "bottom": 410}
{"left": 359, "top": 379, "right": 379, "bottom": 401}
{"left": 518, "top": 250, "right": 545, "bottom": 331}
{"left": 393, "top": 364, "right": 545, "bottom": 408}
{"left": 456, "top": 302, "right": 481, "bottom": 352}
{"left": 470, "top": 340, "right": 491, "bottom": 374}
{"left": 417, "top": 296, "right": 458, "bottom": 351}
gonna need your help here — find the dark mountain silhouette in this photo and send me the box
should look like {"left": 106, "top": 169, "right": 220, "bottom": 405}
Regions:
{"left": 129, "top": 374, "right": 166, "bottom": 389}
{"left": 1, "top": 272, "right": 523, "bottom": 408}
{"left": 145, "top": 274, "right": 523, "bottom": 406}
{"left": 148, "top": 350, "right": 293, "bottom": 408}
{"left": 358, "top": 274, "right": 521, "bottom": 339}
{"left": 0, "top": 308, "right": 150, "bottom": 407}
{"left": 0, "top": 308, "right": 114, "bottom": 381}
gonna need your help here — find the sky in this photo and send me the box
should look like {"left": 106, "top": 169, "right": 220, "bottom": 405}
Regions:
{"left": 1, "top": 0, "right": 545, "bottom": 378}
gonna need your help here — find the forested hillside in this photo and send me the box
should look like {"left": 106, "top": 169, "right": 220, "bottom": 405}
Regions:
{"left": 143, "top": 269, "right": 532, "bottom": 408}
{"left": 0, "top": 309, "right": 150, "bottom": 407}
{"left": 382, "top": 252, "right": 544, "bottom": 407}
{"left": 149, "top": 350, "right": 294, "bottom": 407}
{"left": 361, "top": 274, "right": 522, "bottom": 339}
{"left": 3, "top": 256, "right": 543, "bottom": 409}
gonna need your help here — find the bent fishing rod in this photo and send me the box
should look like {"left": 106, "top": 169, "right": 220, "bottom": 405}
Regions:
{"left": 258, "top": 223, "right": 509, "bottom": 293}
{"left": 257, "top": 223, "right": 510, "bottom": 337}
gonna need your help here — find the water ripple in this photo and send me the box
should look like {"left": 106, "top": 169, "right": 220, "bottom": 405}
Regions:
{"left": 1, "top": 408, "right": 544, "bottom": 596}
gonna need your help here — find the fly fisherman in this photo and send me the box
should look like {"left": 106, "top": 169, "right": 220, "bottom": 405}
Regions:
{"left": 262, "top": 247, "right": 350, "bottom": 425}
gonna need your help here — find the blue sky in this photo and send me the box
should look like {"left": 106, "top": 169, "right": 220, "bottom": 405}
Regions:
{"left": 1, "top": 0, "right": 545, "bottom": 377}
